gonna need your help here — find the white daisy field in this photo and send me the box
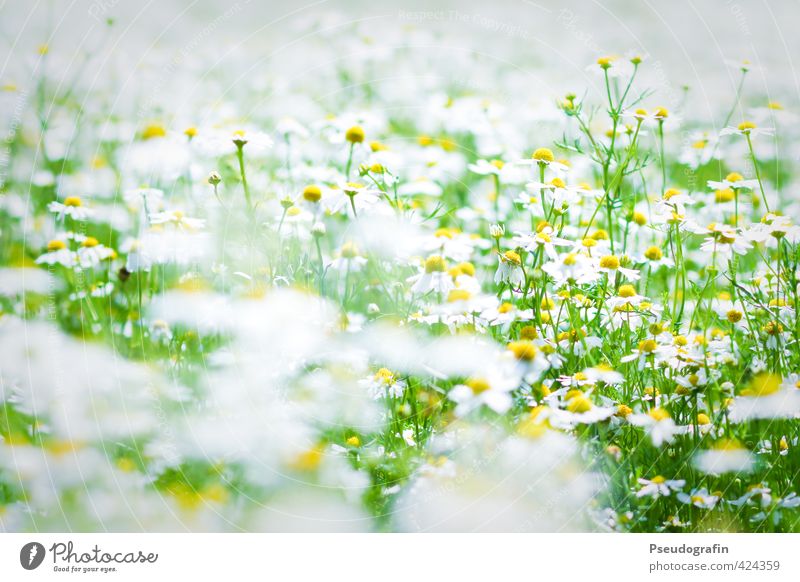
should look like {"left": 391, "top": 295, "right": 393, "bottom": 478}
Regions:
{"left": 1, "top": 0, "right": 800, "bottom": 537}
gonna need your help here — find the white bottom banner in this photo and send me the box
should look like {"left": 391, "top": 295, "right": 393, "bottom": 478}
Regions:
{"left": 1, "top": 533, "right": 798, "bottom": 580}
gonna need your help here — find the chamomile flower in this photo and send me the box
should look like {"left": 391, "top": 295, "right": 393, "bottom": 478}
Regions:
{"left": 694, "top": 439, "right": 755, "bottom": 476}
{"left": 76, "top": 236, "right": 115, "bottom": 268}
{"left": 707, "top": 172, "right": 759, "bottom": 191}
{"left": 720, "top": 120, "right": 774, "bottom": 137}
{"left": 35, "top": 239, "right": 76, "bottom": 267}
{"left": 47, "top": 196, "right": 94, "bottom": 220}
{"left": 513, "top": 226, "right": 571, "bottom": 261}
{"left": 326, "top": 181, "right": 382, "bottom": 214}
{"left": 745, "top": 213, "right": 800, "bottom": 246}
{"left": 636, "top": 476, "right": 686, "bottom": 499}
{"left": 688, "top": 221, "right": 751, "bottom": 259}
{"left": 494, "top": 250, "right": 525, "bottom": 287}
{"left": 329, "top": 242, "right": 368, "bottom": 272}
{"left": 594, "top": 254, "right": 640, "bottom": 282}
{"left": 408, "top": 255, "right": 454, "bottom": 295}
{"left": 541, "top": 252, "right": 589, "bottom": 286}
{"left": 728, "top": 373, "right": 800, "bottom": 421}
{"left": 448, "top": 370, "right": 520, "bottom": 416}
{"left": 468, "top": 158, "right": 505, "bottom": 176}
{"left": 628, "top": 408, "right": 680, "bottom": 446}
{"left": 517, "top": 148, "right": 569, "bottom": 173}
{"left": 149, "top": 209, "right": 206, "bottom": 230}
{"left": 361, "top": 368, "right": 406, "bottom": 399}
{"left": 677, "top": 488, "right": 720, "bottom": 509}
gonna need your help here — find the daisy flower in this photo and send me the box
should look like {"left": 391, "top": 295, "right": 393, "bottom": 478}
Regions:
{"left": 595, "top": 254, "right": 640, "bottom": 282}
{"left": 326, "top": 181, "right": 382, "bottom": 215}
{"left": 47, "top": 196, "right": 94, "bottom": 220}
{"left": 720, "top": 120, "right": 774, "bottom": 138}
{"left": 694, "top": 439, "right": 755, "bottom": 476}
{"left": 517, "top": 147, "right": 569, "bottom": 173}
{"left": 35, "top": 239, "right": 76, "bottom": 268}
{"left": 707, "top": 171, "right": 759, "bottom": 191}
{"left": 494, "top": 250, "right": 525, "bottom": 287}
{"left": 636, "top": 476, "right": 686, "bottom": 499}
{"left": 677, "top": 488, "right": 720, "bottom": 509}
{"left": 149, "top": 209, "right": 206, "bottom": 230}
{"left": 448, "top": 369, "right": 520, "bottom": 416}
{"left": 329, "top": 242, "right": 368, "bottom": 273}
{"left": 408, "top": 255, "right": 454, "bottom": 295}
{"left": 627, "top": 407, "right": 680, "bottom": 446}
{"left": 76, "top": 236, "right": 115, "bottom": 268}
{"left": 513, "top": 226, "right": 571, "bottom": 261}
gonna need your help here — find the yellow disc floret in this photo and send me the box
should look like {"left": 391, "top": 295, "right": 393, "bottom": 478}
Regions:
{"left": 424, "top": 255, "right": 447, "bottom": 273}
{"left": 532, "top": 147, "right": 555, "bottom": 162}
{"left": 345, "top": 125, "right": 365, "bottom": 143}
{"left": 302, "top": 185, "right": 322, "bottom": 203}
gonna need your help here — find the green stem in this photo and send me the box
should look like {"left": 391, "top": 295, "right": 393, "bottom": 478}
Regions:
{"left": 236, "top": 145, "right": 252, "bottom": 209}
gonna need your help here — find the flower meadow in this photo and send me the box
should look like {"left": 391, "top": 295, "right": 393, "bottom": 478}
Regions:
{"left": 1, "top": 4, "right": 800, "bottom": 533}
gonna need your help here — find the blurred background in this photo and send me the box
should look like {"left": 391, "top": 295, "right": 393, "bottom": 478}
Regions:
{"left": 1, "top": 0, "right": 797, "bottom": 131}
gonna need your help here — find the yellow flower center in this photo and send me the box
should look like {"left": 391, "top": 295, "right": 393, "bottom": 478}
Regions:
{"left": 447, "top": 289, "right": 472, "bottom": 303}
{"left": 458, "top": 262, "right": 475, "bottom": 276}
{"left": 715, "top": 189, "right": 735, "bottom": 203}
{"left": 648, "top": 407, "right": 670, "bottom": 421}
{"left": 502, "top": 250, "right": 521, "bottom": 265}
{"left": 142, "top": 123, "right": 167, "bottom": 140}
{"left": 374, "top": 368, "right": 395, "bottom": 383}
{"left": 345, "top": 125, "right": 365, "bottom": 143}
{"left": 567, "top": 395, "right": 592, "bottom": 413}
{"left": 618, "top": 284, "right": 637, "bottom": 298}
{"left": 467, "top": 378, "right": 491, "bottom": 395}
{"left": 303, "top": 185, "right": 322, "bottom": 202}
{"left": 340, "top": 242, "right": 359, "bottom": 258}
{"left": 370, "top": 141, "right": 387, "bottom": 152}
{"left": 64, "top": 196, "right": 82, "bottom": 207}
{"left": 638, "top": 339, "right": 658, "bottom": 353}
{"left": 725, "top": 172, "right": 744, "bottom": 183}
{"left": 713, "top": 438, "right": 745, "bottom": 451}
{"left": 498, "top": 302, "right": 515, "bottom": 314}
{"left": 644, "top": 246, "right": 663, "bottom": 261}
{"left": 424, "top": 255, "right": 447, "bottom": 273}
{"left": 596, "top": 56, "right": 614, "bottom": 69}
{"left": 508, "top": 340, "right": 537, "bottom": 361}
{"left": 599, "top": 255, "right": 620, "bottom": 270}
{"left": 726, "top": 309, "right": 743, "bottom": 323}
{"left": 741, "top": 373, "right": 781, "bottom": 397}
{"left": 532, "top": 147, "right": 555, "bottom": 162}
